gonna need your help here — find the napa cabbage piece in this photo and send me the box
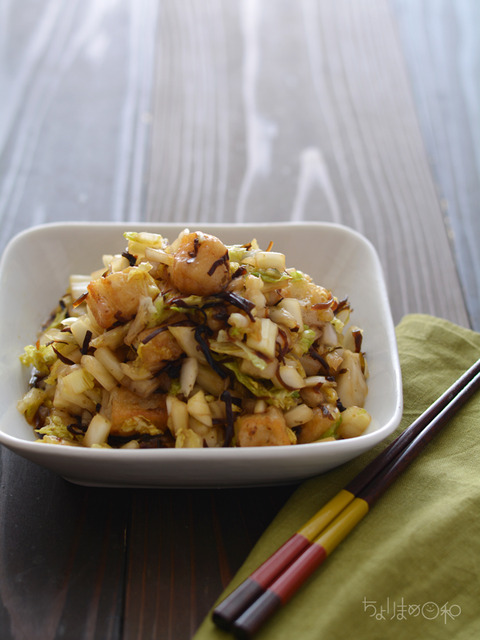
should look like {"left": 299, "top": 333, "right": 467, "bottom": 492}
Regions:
{"left": 208, "top": 337, "right": 268, "bottom": 371}
{"left": 250, "top": 268, "right": 289, "bottom": 283}
{"left": 36, "top": 415, "right": 77, "bottom": 442}
{"left": 297, "top": 327, "right": 316, "bottom": 354}
{"left": 20, "top": 344, "right": 57, "bottom": 375}
{"left": 227, "top": 240, "right": 261, "bottom": 263}
{"left": 43, "top": 304, "right": 68, "bottom": 332}
{"left": 17, "top": 387, "right": 48, "bottom": 422}
{"left": 223, "top": 361, "right": 299, "bottom": 411}
{"left": 286, "top": 268, "right": 309, "bottom": 282}
{"left": 317, "top": 417, "right": 342, "bottom": 440}
{"left": 124, "top": 231, "right": 166, "bottom": 252}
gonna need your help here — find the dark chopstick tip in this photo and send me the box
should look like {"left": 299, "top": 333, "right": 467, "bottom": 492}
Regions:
{"left": 231, "top": 590, "right": 282, "bottom": 639}
{"left": 211, "top": 612, "right": 232, "bottom": 632}
{"left": 212, "top": 578, "right": 265, "bottom": 632}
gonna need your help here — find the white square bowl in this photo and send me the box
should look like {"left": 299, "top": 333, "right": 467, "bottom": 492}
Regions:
{"left": 0, "top": 222, "right": 402, "bottom": 487}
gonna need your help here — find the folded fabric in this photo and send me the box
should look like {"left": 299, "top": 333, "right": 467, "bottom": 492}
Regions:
{"left": 194, "top": 314, "right": 480, "bottom": 640}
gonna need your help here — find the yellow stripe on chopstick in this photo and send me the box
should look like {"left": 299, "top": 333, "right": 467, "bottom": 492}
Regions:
{"left": 297, "top": 489, "right": 355, "bottom": 542}
{"left": 314, "top": 497, "right": 369, "bottom": 555}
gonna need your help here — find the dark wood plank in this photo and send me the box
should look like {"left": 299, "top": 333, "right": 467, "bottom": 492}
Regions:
{"left": 0, "top": 449, "right": 128, "bottom": 640}
{"left": 390, "top": 0, "right": 480, "bottom": 330}
{"left": 122, "top": 486, "right": 296, "bottom": 640}
{"left": 0, "top": 0, "right": 158, "bottom": 251}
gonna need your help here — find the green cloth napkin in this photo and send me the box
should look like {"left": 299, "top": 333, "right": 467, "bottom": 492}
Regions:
{"left": 194, "top": 315, "right": 480, "bottom": 640}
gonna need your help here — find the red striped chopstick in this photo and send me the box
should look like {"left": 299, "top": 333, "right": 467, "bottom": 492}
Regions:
{"left": 212, "top": 357, "right": 480, "bottom": 638}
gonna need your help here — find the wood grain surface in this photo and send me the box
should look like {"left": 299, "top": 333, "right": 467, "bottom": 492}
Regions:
{"left": 391, "top": 0, "right": 480, "bottom": 330}
{"left": 0, "top": 1, "right": 478, "bottom": 639}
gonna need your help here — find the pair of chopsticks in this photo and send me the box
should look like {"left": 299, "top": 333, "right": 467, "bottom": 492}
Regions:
{"left": 212, "top": 357, "right": 480, "bottom": 638}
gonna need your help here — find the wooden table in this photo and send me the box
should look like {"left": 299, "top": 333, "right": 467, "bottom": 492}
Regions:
{"left": 0, "top": 1, "right": 478, "bottom": 638}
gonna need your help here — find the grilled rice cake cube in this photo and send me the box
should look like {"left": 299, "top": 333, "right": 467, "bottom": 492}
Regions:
{"left": 86, "top": 269, "right": 157, "bottom": 329}
{"left": 110, "top": 387, "right": 167, "bottom": 435}
{"left": 136, "top": 327, "right": 183, "bottom": 373}
{"left": 235, "top": 407, "right": 291, "bottom": 446}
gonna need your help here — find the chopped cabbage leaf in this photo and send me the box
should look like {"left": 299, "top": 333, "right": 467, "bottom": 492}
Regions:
{"left": 20, "top": 344, "right": 57, "bottom": 375}
{"left": 44, "top": 305, "right": 68, "bottom": 332}
{"left": 226, "top": 245, "right": 250, "bottom": 263}
{"left": 318, "top": 416, "right": 342, "bottom": 440}
{"left": 250, "top": 268, "right": 289, "bottom": 283}
{"left": 297, "top": 327, "right": 316, "bottom": 354}
{"left": 287, "top": 268, "right": 308, "bottom": 281}
{"left": 209, "top": 339, "right": 267, "bottom": 371}
{"left": 17, "top": 387, "right": 48, "bottom": 422}
{"left": 36, "top": 415, "right": 77, "bottom": 442}
{"left": 124, "top": 231, "right": 165, "bottom": 248}
{"left": 224, "top": 361, "right": 299, "bottom": 410}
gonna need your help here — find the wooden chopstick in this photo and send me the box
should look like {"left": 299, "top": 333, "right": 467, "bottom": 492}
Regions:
{"left": 212, "top": 357, "right": 480, "bottom": 637}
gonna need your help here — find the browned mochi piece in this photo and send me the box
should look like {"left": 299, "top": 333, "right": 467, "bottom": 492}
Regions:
{"left": 86, "top": 268, "right": 157, "bottom": 329}
{"left": 297, "top": 404, "right": 341, "bottom": 443}
{"left": 171, "top": 232, "right": 230, "bottom": 296}
{"left": 235, "top": 407, "right": 291, "bottom": 446}
{"left": 136, "top": 327, "right": 183, "bottom": 374}
{"left": 110, "top": 387, "right": 167, "bottom": 435}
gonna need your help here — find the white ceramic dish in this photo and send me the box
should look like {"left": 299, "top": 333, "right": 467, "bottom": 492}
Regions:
{"left": 0, "top": 221, "right": 402, "bottom": 487}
